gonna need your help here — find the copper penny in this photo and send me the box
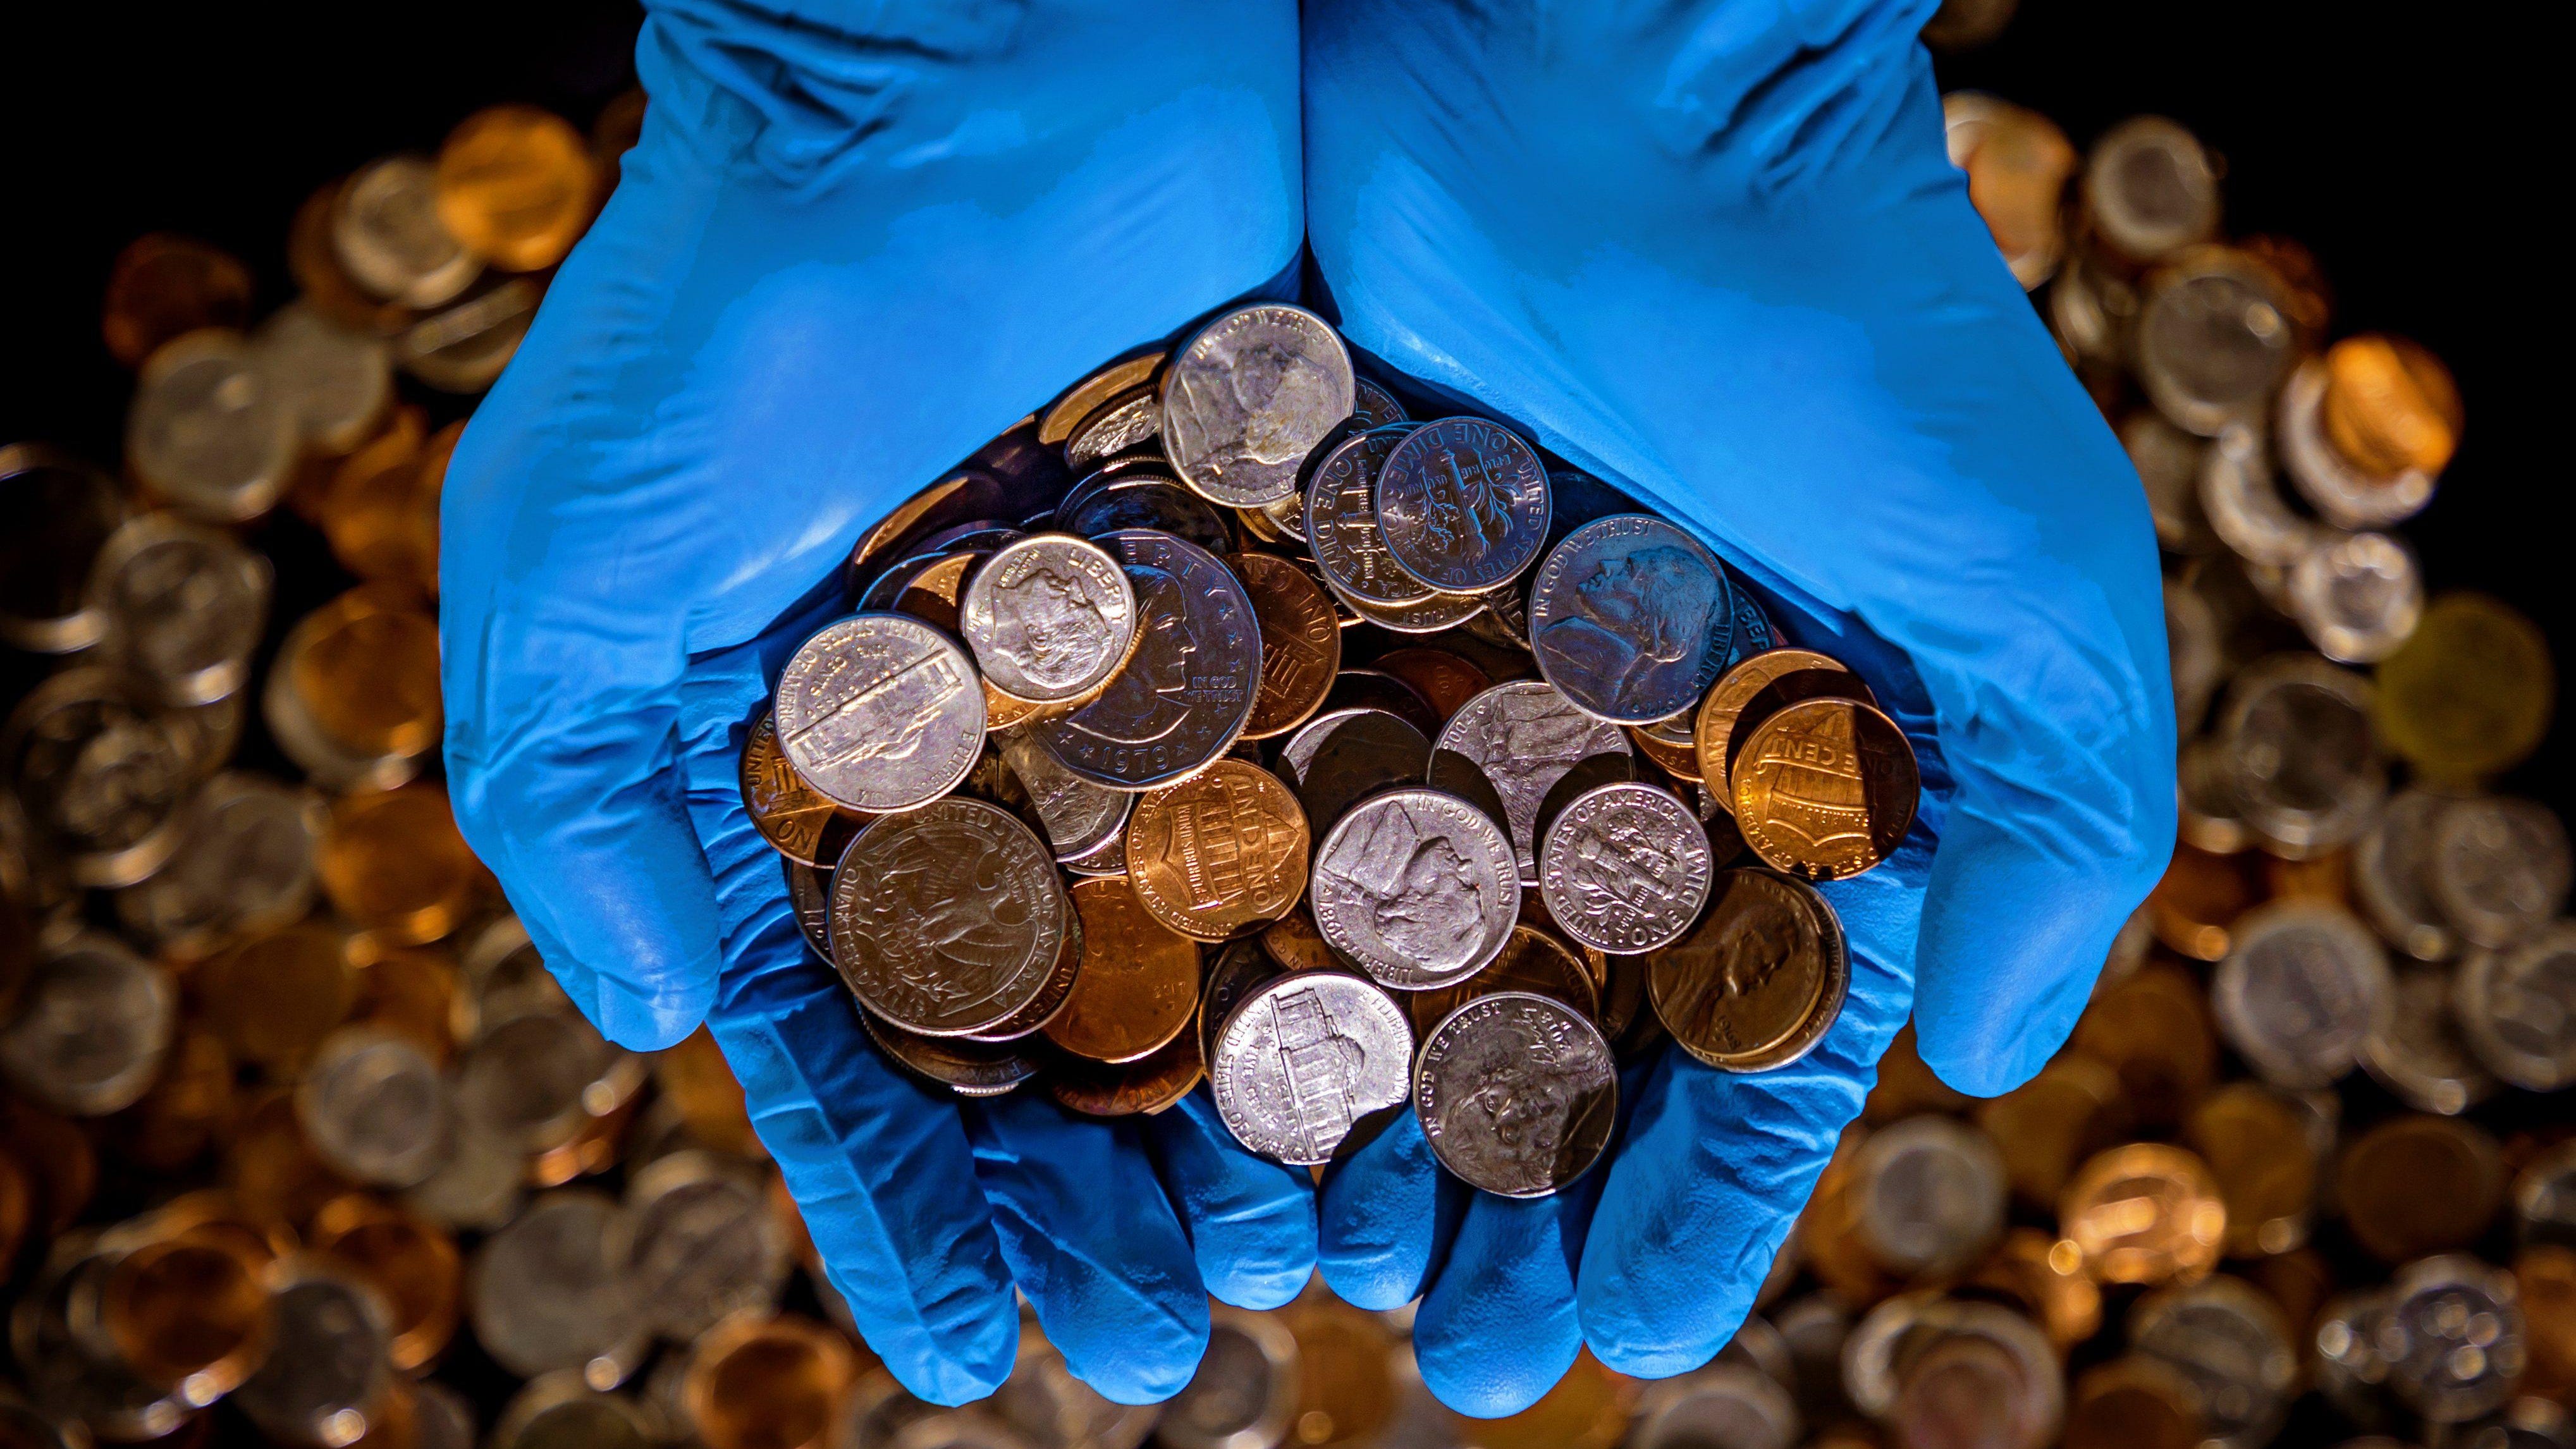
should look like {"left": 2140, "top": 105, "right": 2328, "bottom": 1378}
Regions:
{"left": 1732, "top": 698, "right": 1918, "bottom": 881}
{"left": 1041, "top": 352, "right": 1166, "bottom": 447}
{"left": 1126, "top": 759, "right": 1311, "bottom": 942}
{"left": 102, "top": 234, "right": 254, "bottom": 370}
{"left": 1230, "top": 553, "right": 1341, "bottom": 740}
{"left": 1043, "top": 879, "right": 1201, "bottom": 1063}
{"left": 433, "top": 104, "right": 597, "bottom": 272}
{"left": 738, "top": 707, "right": 864, "bottom": 868}
{"left": 1626, "top": 723, "right": 1705, "bottom": 783}
{"left": 1649, "top": 868, "right": 1848, "bottom": 1072}
{"left": 1258, "top": 904, "right": 1340, "bottom": 975}
{"left": 1690, "top": 649, "right": 1853, "bottom": 802}
{"left": 100, "top": 1235, "right": 273, "bottom": 1397}
{"left": 1371, "top": 648, "right": 1493, "bottom": 725}
{"left": 1403, "top": 924, "right": 1599, "bottom": 1041}
{"left": 1049, "top": 1027, "right": 1205, "bottom": 1118}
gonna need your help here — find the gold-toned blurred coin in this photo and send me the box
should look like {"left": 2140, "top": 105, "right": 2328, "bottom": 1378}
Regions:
{"left": 1232, "top": 553, "right": 1342, "bottom": 740}
{"left": 2516, "top": 1244, "right": 2576, "bottom": 1405}
{"left": 101, "top": 233, "right": 254, "bottom": 369}
{"left": 1733, "top": 698, "right": 1918, "bottom": 880}
{"left": 2260, "top": 847, "right": 2348, "bottom": 907}
{"left": 526, "top": 1093, "right": 641, "bottom": 1189}
{"left": 291, "top": 584, "right": 444, "bottom": 759}
{"left": 311, "top": 1193, "right": 460, "bottom": 1372}
{"left": 319, "top": 784, "right": 484, "bottom": 946}
{"left": 738, "top": 706, "right": 864, "bottom": 869}
{"left": 654, "top": 1027, "right": 758, "bottom": 1158}
{"left": 100, "top": 1233, "right": 273, "bottom": 1398}
{"left": 2061, "top": 1357, "right": 2204, "bottom": 1449}
{"left": 324, "top": 419, "right": 451, "bottom": 597}
{"left": 434, "top": 104, "right": 597, "bottom": 272}
{"left": 2375, "top": 591, "right": 2554, "bottom": 783}
{"left": 2068, "top": 965, "right": 2216, "bottom": 1130}
{"left": 888, "top": 550, "right": 979, "bottom": 636}
{"left": 0, "top": 1147, "right": 30, "bottom": 1273}
{"left": 1405, "top": 923, "right": 1599, "bottom": 1040}
{"left": 1452, "top": 1348, "right": 1635, "bottom": 1449}
{"left": 2182, "top": 1082, "right": 2319, "bottom": 1257}
{"left": 2335, "top": 1112, "right": 2505, "bottom": 1263}
{"left": 1974, "top": 1053, "right": 2126, "bottom": 1208}
{"left": 1969, "top": 1226, "right": 2104, "bottom": 1347}
{"left": 198, "top": 922, "right": 357, "bottom": 1078}
{"left": 1125, "top": 759, "right": 1309, "bottom": 941}
{"left": 107, "top": 1027, "right": 237, "bottom": 1173}
{"left": 2322, "top": 334, "right": 2463, "bottom": 479}
{"left": 1957, "top": 100, "right": 2078, "bottom": 285}
{"left": 2058, "top": 1142, "right": 2226, "bottom": 1286}
{"left": 344, "top": 941, "right": 463, "bottom": 1064}
{"left": 1040, "top": 351, "right": 1165, "bottom": 446}
{"left": 1692, "top": 647, "right": 1851, "bottom": 801}
{"left": 1, "top": 1096, "right": 97, "bottom": 1236}
{"left": 1043, "top": 879, "right": 1199, "bottom": 1063}
{"left": 2147, "top": 844, "right": 2264, "bottom": 961}
{"left": 1279, "top": 1293, "right": 1395, "bottom": 1447}
{"left": 1650, "top": 868, "right": 1846, "bottom": 1072}
{"left": 684, "top": 1312, "right": 856, "bottom": 1449}
{"left": 227, "top": 1087, "right": 353, "bottom": 1230}
{"left": 1048, "top": 1024, "right": 1205, "bottom": 1118}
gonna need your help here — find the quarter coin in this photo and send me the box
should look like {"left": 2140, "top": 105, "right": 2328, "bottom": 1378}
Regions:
{"left": 827, "top": 800, "right": 1068, "bottom": 1037}
{"left": 775, "top": 613, "right": 986, "bottom": 814}
{"left": 1414, "top": 991, "right": 1617, "bottom": 1198}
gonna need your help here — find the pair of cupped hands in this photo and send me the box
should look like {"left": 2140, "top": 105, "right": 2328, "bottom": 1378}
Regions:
{"left": 438, "top": 0, "right": 2175, "bottom": 1417}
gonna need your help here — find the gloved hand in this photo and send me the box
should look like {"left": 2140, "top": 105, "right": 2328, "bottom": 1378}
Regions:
{"left": 1303, "top": 0, "right": 2176, "bottom": 1415}
{"left": 439, "top": 0, "right": 1316, "bottom": 1405}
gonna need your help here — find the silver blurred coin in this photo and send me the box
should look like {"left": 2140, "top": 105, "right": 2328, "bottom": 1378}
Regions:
{"left": 1528, "top": 515, "right": 1734, "bottom": 724}
{"left": 1306, "top": 427, "right": 1433, "bottom": 607}
{"left": 2383, "top": 1254, "right": 2527, "bottom": 1424}
{"left": 2517, "top": 1140, "right": 2576, "bottom": 1248}
{"left": 396, "top": 275, "right": 541, "bottom": 393}
{"left": 412, "top": 1378, "right": 477, "bottom": 1449}
{"left": 1157, "top": 1307, "right": 1299, "bottom": 1449}
{"left": 1209, "top": 971, "right": 1411, "bottom": 1166}
{"left": 114, "top": 773, "right": 323, "bottom": 960}
{"left": 2279, "top": 357, "right": 2440, "bottom": 529}
{"left": 1, "top": 442, "right": 128, "bottom": 654}
{"left": 2200, "top": 423, "right": 2314, "bottom": 569}
{"left": 254, "top": 300, "right": 393, "bottom": 455}
{"left": 828, "top": 798, "right": 1069, "bottom": 1037}
{"left": 1062, "top": 386, "right": 1162, "bottom": 471}
{"left": 296, "top": 1025, "right": 456, "bottom": 1187}
{"left": 11, "top": 1234, "right": 192, "bottom": 1440}
{"left": 1431, "top": 680, "right": 1633, "bottom": 884}
{"left": 2214, "top": 900, "right": 2393, "bottom": 1089}
{"left": 2176, "top": 733, "right": 2253, "bottom": 856}
{"left": 402, "top": 1120, "right": 526, "bottom": 1233}
{"left": 1885, "top": 1304, "right": 2063, "bottom": 1449}
{"left": 2361, "top": 967, "right": 2499, "bottom": 1116}
{"left": 1309, "top": 788, "right": 1518, "bottom": 990}
{"left": 2291, "top": 530, "right": 2422, "bottom": 664}
{"left": 2130, "top": 1276, "right": 2299, "bottom": 1449}
{"left": 84, "top": 513, "right": 271, "bottom": 706}
{"left": 1415, "top": 991, "right": 1616, "bottom": 1197}
{"left": 2125, "top": 412, "right": 2217, "bottom": 554}
{"left": 469, "top": 1190, "right": 647, "bottom": 1383}
{"left": 1848, "top": 1116, "right": 2006, "bottom": 1277}
{"left": 776, "top": 613, "right": 986, "bottom": 813}
{"left": 1161, "top": 303, "right": 1354, "bottom": 508}
{"left": 2428, "top": 796, "right": 2572, "bottom": 950}
{"left": 0, "top": 934, "right": 174, "bottom": 1117}
{"left": 2219, "top": 654, "right": 2384, "bottom": 859}
{"left": 233, "top": 1263, "right": 397, "bottom": 1449}
{"left": 1373, "top": 417, "right": 1552, "bottom": 595}
{"left": 2166, "top": 577, "right": 2223, "bottom": 734}
{"left": 1276, "top": 707, "right": 1430, "bottom": 835}
{"left": 1060, "top": 477, "right": 1236, "bottom": 557}
{"left": 1632, "top": 1363, "right": 1802, "bottom": 1449}
{"left": 2135, "top": 249, "right": 2297, "bottom": 437}
{"left": 454, "top": 1007, "right": 635, "bottom": 1153}
{"left": 124, "top": 329, "right": 298, "bottom": 523}
{"left": 2352, "top": 786, "right": 2459, "bottom": 962}
{"left": 2048, "top": 245, "right": 2136, "bottom": 369}
{"left": 333, "top": 155, "right": 481, "bottom": 307}
{"left": 1032, "top": 530, "right": 1258, "bottom": 790}
{"left": 1538, "top": 781, "right": 1714, "bottom": 954}
{"left": 2, "top": 670, "right": 193, "bottom": 887}
{"left": 890, "top": 1415, "right": 1040, "bottom": 1449}
{"left": 491, "top": 1376, "right": 660, "bottom": 1449}
{"left": 622, "top": 1149, "right": 790, "bottom": 1342}
{"left": 993, "top": 728, "right": 1131, "bottom": 864}
{"left": 2312, "top": 1289, "right": 2402, "bottom": 1430}
{"left": 2455, "top": 922, "right": 2576, "bottom": 1091}
{"left": 989, "top": 1330, "right": 1160, "bottom": 1449}
{"left": 2460, "top": 1400, "right": 2576, "bottom": 1449}
{"left": 960, "top": 534, "right": 1137, "bottom": 704}
{"left": 1352, "top": 377, "right": 1409, "bottom": 430}
{"left": 1841, "top": 1291, "right": 1936, "bottom": 1420}
{"left": 2084, "top": 116, "right": 2220, "bottom": 262}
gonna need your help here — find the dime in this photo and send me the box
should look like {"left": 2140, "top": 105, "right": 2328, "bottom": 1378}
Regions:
{"left": 396, "top": 274, "right": 541, "bottom": 393}
{"left": 1528, "top": 515, "right": 1734, "bottom": 724}
{"left": 1198, "top": 939, "right": 1284, "bottom": 1067}
{"left": 83, "top": 514, "right": 271, "bottom": 708}
{"left": 1209, "top": 972, "right": 1411, "bottom": 1166}
{"left": 295, "top": 1027, "right": 454, "bottom": 1188}
{"left": 1309, "top": 788, "right": 1519, "bottom": 991}
{"left": 2125, "top": 412, "right": 2218, "bottom": 554}
{"left": 1033, "top": 530, "right": 1258, "bottom": 790}
{"left": 1125, "top": 760, "right": 1310, "bottom": 942}
{"left": 2, "top": 669, "right": 191, "bottom": 888}
{"left": 2134, "top": 247, "right": 2298, "bottom": 437}
{"left": 466, "top": 1191, "right": 643, "bottom": 1381}
{"left": 2212, "top": 900, "right": 2392, "bottom": 1090}
{"left": 2375, "top": 592, "right": 2554, "bottom": 783}
{"left": 1305, "top": 427, "right": 1432, "bottom": 606}
{"left": 2219, "top": 654, "right": 2383, "bottom": 858}
{"left": 959, "top": 534, "right": 1137, "bottom": 705}
{"left": 1230, "top": 551, "right": 1340, "bottom": 738}
{"left": 334, "top": 155, "right": 482, "bottom": 309}
{"left": 2360, "top": 967, "right": 2499, "bottom": 1116}
{"left": 827, "top": 800, "right": 1068, "bottom": 1037}
{"left": 1650, "top": 869, "right": 1846, "bottom": 1072}
{"left": 1158, "top": 1306, "right": 1300, "bottom": 1449}
{"left": 1414, "top": 991, "right": 1616, "bottom": 1198}
{"left": 1431, "top": 680, "right": 1633, "bottom": 884}
{"left": 1629, "top": 1365, "right": 1799, "bottom": 1449}
{"left": 775, "top": 614, "right": 986, "bottom": 814}
{"left": 1351, "top": 377, "right": 1408, "bottom": 430}
{"left": 859, "top": 1012, "right": 1044, "bottom": 1097}
{"left": 1161, "top": 303, "right": 1354, "bottom": 508}
{"left": 2288, "top": 529, "right": 2421, "bottom": 664}
{"left": 2383, "top": 1254, "right": 2527, "bottom": 1423}
{"left": 1040, "top": 351, "right": 1165, "bottom": 447}
{"left": 1373, "top": 417, "right": 1552, "bottom": 595}
{"left": 2198, "top": 422, "right": 2312, "bottom": 568}
{"left": 1370, "top": 648, "right": 1491, "bottom": 724}
{"left": 2456, "top": 923, "right": 2576, "bottom": 1091}
{"left": 1402, "top": 924, "right": 1598, "bottom": 1042}
{"left": 1732, "top": 698, "right": 1919, "bottom": 881}
{"left": 1538, "top": 782, "right": 1715, "bottom": 955}
{"left": 1048, "top": 1027, "right": 1205, "bottom": 1118}
{"left": 1277, "top": 709, "right": 1430, "bottom": 836}
{"left": 2, "top": 443, "right": 128, "bottom": 654}
{"left": 235, "top": 1264, "right": 402, "bottom": 1446}
{"left": 255, "top": 300, "right": 393, "bottom": 456}
{"left": 2083, "top": 116, "right": 2219, "bottom": 263}
{"left": 2278, "top": 351, "right": 2444, "bottom": 531}
{"left": 991, "top": 728, "right": 1129, "bottom": 864}
{"left": 1041, "top": 879, "right": 1199, "bottom": 1063}
{"left": 2427, "top": 795, "right": 2571, "bottom": 950}
{"left": 739, "top": 707, "right": 864, "bottom": 868}
{"left": 1326, "top": 575, "right": 1487, "bottom": 634}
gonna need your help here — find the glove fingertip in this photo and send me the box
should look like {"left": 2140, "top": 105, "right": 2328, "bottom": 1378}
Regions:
{"left": 1415, "top": 1333, "right": 1579, "bottom": 1421}
{"left": 590, "top": 958, "right": 718, "bottom": 1051}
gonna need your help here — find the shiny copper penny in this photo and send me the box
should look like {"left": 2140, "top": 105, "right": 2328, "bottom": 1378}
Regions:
{"left": 101, "top": 1234, "right": 274, "bottom": 1397}
{"left": 1650, "top": 868, "right": 1848, "bottom": 1071}
{"left": 738, "top": 707, "right": 864, "bottom": 868}
{"left": 2058, "top": 1142, "right": 2227, "bottom": 1285}
{"left": 1125, "top": 759, "right": 1310, "bottom": 942}
{"left": 1691, "top": 649, "right": 1858, "bottom": 802}
{"left": 310, "top": 1194, "right": 461, "bottom": 1373}
{"left": 1732, "top": 698, "right": 1918, "bottom": 880}
{"left": 317, "top": 784, "right": 485, "bottom": 946}
{"left": 683, "top": 1312, "right": 856, "bottom": 1449}
{"left": 1259, "top": 904, "right": 1339, "bottom": 975}
{"left": 1626, "top": 723, "right": 1705, "bottom": 783}
{"left": 1043, "top": 879, "right": 1201, "bottom": 1063}
{"left": 1231, "top": 553, "right": 1341, "bottom": 740}
{"left": 1402, "top": 924, "right": 1598, "bottom": 1041}
{"left": 2322, "top": 334, "right": 2463, "bottom": 479}
{"left": 1049, "top": 1025, "right": 1205, "bottom": 1118}
{"left": 434, "top": 104, "right": 597, "bottom": 272}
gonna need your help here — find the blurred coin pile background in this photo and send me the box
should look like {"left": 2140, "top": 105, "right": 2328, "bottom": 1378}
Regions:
{"left": 4, "top": 3, "right": 2571, "bottom": 1449}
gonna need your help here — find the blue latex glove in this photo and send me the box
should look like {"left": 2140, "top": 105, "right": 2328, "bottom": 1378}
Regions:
{"left": 439, "top": 0, "right": 1315, "bottom": 1405}
{"left": 1303, "top": 0, "right": 2176, "bottom": 1415}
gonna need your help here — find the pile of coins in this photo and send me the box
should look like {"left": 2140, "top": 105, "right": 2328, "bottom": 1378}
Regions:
{"left": 749, "top": 295, "right": 1917, "bottom": 1194}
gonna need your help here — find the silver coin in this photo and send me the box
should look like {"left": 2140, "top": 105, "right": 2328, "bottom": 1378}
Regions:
{"left": 890, "top": 1414, "right": 1041, "bottom": 1449}
{"left": 2176, "top": 733, "right": 2252, "bottom": 856}
{"left": 2312, "top": 1288, "right": 2403, "bottom": 1428}
{"left": 13, "top": 1234, "right": 193, "bottom": 1440}
{"left": 2383, "top": 1254, "right": 2527, "bottom": 1424}
{"left": 2200, "top": 423, "right": 2314, "bottom": 569}
{"left": 2, "top": 671, "right": 193, "bottom": 888}
{"left": 1, "top": 442, "right": 128, "bottom": 654}
{"left": 114, "top": 772, "right": 323, "bottom": 960}
{"left": 123, "top": 329, "right": 299, "bottom": 523}
{"left": 1161, "top": 303, "right": 1354, "bottom": 508}
{"left": 993, "top": 727, "right": 1131, "bottom": 863}
{"left": 2130, "top": 1276, "right": 2299, "bottom": 1449}
{"left": 0, "top": 933, "right": 175, "bottom": 1116}
{"left": 776, "top": 613, "right": 986, "bottom": 813}
{"left": 396, "top": 275, "right": 541, "bottom": 393}
{"left": 2428, "top": 796, "right": 2572, "bottom": 950}
{"left": 296, "top": 1025, "right": 455, "bottom": 1187}
{"left": 2135, "top": 250, "right": 2298, "bottom": 437}
{"left": 2124, "top": 410, "right": 2217, "bottom": 554}
{"left": 2290, "top": 530, "right": 2422, "bottom": 664}
{"left": 411, "top": 1379, "right": 478, "bottom": 1449}
{"left": 491, "top": 1378, "right": 661, "bottom": 1449}
{"left": 828, "top": 799, "right": 1069, "bottom": 1037}
{"left": 1848, "top": 1116, "right": 2006, "bottom": 1277}
{"left": 1210, "top": 971, "right": 1411, "bottom": 1166}
{"left": 1528, "top": 515, "right": 1734, "bottom": 724}
{"left": 1031, "top": 530, "right": 1258, "bottom": 791}
{"left": 1276, "top": 707, "right": 1430, "bottom": 836}
{"left": 2360, "top": 967, "right": 2499, "bottom": 1116}
{"left": 2455, "top": 922, "right": 2576, "bottom": 1092}
{"left": 2214, "top": 900, "right": 2393, "bottom": 1090}
{"left": 1309, "top": 788, "right": 1518, "bottom": 991}
{"left": 233, "top": 1264, "right": 398, "bottom": 1447}
{"left": 454, "top": 1008, "right": 634, "bottom": 1152}
{"left": 1323, "top": 572, "right": 1487, "bottom": 635}
{"left": 1538, "top": 782, "right": 1714, "bottom": 954}
{"left": 468, "top": 1190, "right": 648, "bottom": 1382}
{"left": 1062, "top": 386, "right": 1163, "bottom": 471}
{"left": 1352, "top": 377, "right": 1409, "bottom": 430}
{"left": 403, "top": 1120, "right": 527, "bottom": 1233}
{"left": 2047, "top": 245, "right": 2136, "bottom": 369}
{"left": 2083, "top": 116, "right": 2219, "bottom": 262}
{"left": 1631, "top": 1363, "right": 1801, "bottom": 1449}
{"left": 1062, "top": 477, "right": 1237, "bottom": 557}
{"left": 2166, "top": 578, "right": 2224, "bottom": 735}
{"left": 2219, "top": 654, "right": 2384, "bottom": 859}
{"left": 1305, "top": 427, "right": 1433, "bottom": 606}
{"left": 254, "top": 300, "right": 393, "bottom": 455}
{"left": 1840, "top": 1293, "right": 1931, "bottom": 1420}
{"left": 623, "top": 1149, "right": 790, "bottom": 1341}
{"left": 1158, "top": 1306, "right": 1299, "bottom": 1449}
{"left": 1431, "top": 680, "right": 1633, "bottom": 884}
{"left": 989, "top": 1331, "right": 1160, "bottom": 1449}
{"left": 333, "top": 155, "right": 481, "bottom": 308}
{"left": 2278, "top": 357, "right": 2441, "bottom": 529}
{"left": 1373, "top": 417, "right": 1552, "bottom": 595}
{"left": 84, "top": 513, "right": 272, "bottom": 706}
{"left": 960, "top": 534, "right": 1138, "bottom": 704}
{"left": 1414, "top": 991, "right": 1617, "bottom": 1198}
